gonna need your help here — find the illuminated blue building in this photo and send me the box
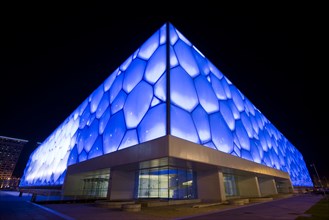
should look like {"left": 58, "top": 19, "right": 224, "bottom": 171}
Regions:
{"left": 19, "top": 23, "right": 312, "bottom": 201}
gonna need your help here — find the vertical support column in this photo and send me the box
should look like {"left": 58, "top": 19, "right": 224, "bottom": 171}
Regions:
{"left": 108, "top": 170, "right": 135, "bottom": 200}
{"left": 218, "top": 171, "right": 227, "bottom": 202}
{"left": 259, "top": 178, "right": 278, "bottom": 196}
{"left": 166, "top": 21, "right": 171, "bottom": 136}
{"left": 238, "top": 176, "right": 261, "bottom": 197}
{"left": 63, "top": 174, "right": 84, "bottom": 196}
{"left": 197, "top": 169, "right": 225, "bottom": 202}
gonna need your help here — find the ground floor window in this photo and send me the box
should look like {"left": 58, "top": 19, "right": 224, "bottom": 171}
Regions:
{"left": 82, "top": 175, "right": 109, "bottom": 198}
{"left": 136, "top": 166, "right": 197, "bottom": 199}
{"left": 224, "top": 174, "right": 239, "bottom": 197}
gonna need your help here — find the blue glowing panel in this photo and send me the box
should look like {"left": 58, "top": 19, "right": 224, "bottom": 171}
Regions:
{"left": 90, "top": 85, "right": 105, "bottom": 114}
{"left": 78, "top": 99, "right": 89, "bottom": 116}
{"left": 219, "top": 100, "right": 235, "bottom": 131}
{"left": 144, "top": 45, "right": 166, "bottom": 84}
{"left": 124, "top": 81, "right": 153, "bottom": 129}
{"left": 250, "top": 140, "right": 261, "bottom": 163}
{"left": 192, "top": 105, "right": 211, "bottom": 143}
{"left": 171, "top": 66, "right": 198, "bottom": 112}
{"left": 138, "top": 103, "right": 166, "bottom": 143}
{"left": 154, "top": 73, "right": 166, "bottom": 102}
{"left": 159, "top": 24, "right": 166, "bottom": 45}
{"left": 241, "top": 149, "right": 253, "bottom": 161}
{"left": 230, "top": 85, "right": 245, "bottom": 112}
{"left": 211, "top": 74, "right": 227, "bottom": 100}
{"left": 88, "top": 136, "right": 103, "bottom": 159}
{"left": 255, "top": 110, "right": 265, "bottom": 130}
{"left": 170, "top": 46, "right": 179, "bottom": 68}
{"left": 204, "top": 141, "right": 217, "bottom": 150}
{"left": 84, "top": 119, "right": 99, "bottom": 153}
{"left": 169, "top": 24, "right": 179, "bottom": 45}
{"left": 99, "top": 108, "right": 111, "bottom": 134}
{"left": 194, "top": 75, "right": 219, "bottom": 113}
{"left": 210, "top": 113, "right": 234, "bottom": 153}
{"left": 234, "top": 145, "right": 241, "bottom": 157}
{"left": 193, "top": 48, "right": 210, "bottom": 76}
{"left": 256, "top": 139, "right": 264, "bottom": 160}
{"left": 176, "top": 29, "right": 192, "bottom": 46}
{"left": 221, "top": 77, "right": 232, "bottom": 99}
{"left": 240, "top": 112, "right": 253, "bottom": 138}
{"left": 228, "top": 100, "right": 240, "bottom": 119}
{"left": 174, "top": 40, "right": 200, "bottom": 77}
{"left": 96, "top": 92, "right": 110, "bottom": 119}
{"left": 122, "top": 58, "right": 146, "bottom": 93}
{"left": 208, "top": 60, "right": 224, "bottom": 80}
{"left": 77, "top": 126, "right": 88, "bottom": 154}
{"left": 250, "top": 115, "right": 259, "bottom": 134}
{"left": 19, "top": 23, "right": 312, "bottom": 188}
{"left": 87, "top": 114, "right": 96, "bottom": 127}
{"left": 120, "top": 129, "right": 139, "bottom": 150}
{"left": 244, "top": 98, "right": 255, "bottom": 116}
{"left": 258, "top": 130, "right": 268, "bottom": 152}
{"left": 151, "top": 97, "right": 161, "bottom": 107}
{"left": 104, "top": 70, "right": 117, "bottom": 92}
{"left": 79, "top": 150, "right": 87, "bottom": 162}
{"left": 109, "top": 72, "right": 124, "bottom": 103}
{"left": 67, "top": 146, "right": 78, "bottom": 166}
{"left": 235, "top": 120, "right": 250, "bottom": 151}
{"left": 120, "top": 55, "right": 132, "bottom": 72}
{"left": 171, "top": 105, "right": 199, "bottom": 144}
{"left": 111, "top": 90, "right": 127, "bottom": 115}
{"left": 138, "top": 28, "right": 159, "bottom": 60}
{"left": 103, "top": 111, "right": 126, "bottom": 153}
{"left": 79, "top": 103, "right": 91, "bottom": 129}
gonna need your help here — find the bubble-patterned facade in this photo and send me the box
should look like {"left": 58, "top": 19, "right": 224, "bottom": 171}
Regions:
{"left": 19, "top": 23, "right": 313, "bottom": 188}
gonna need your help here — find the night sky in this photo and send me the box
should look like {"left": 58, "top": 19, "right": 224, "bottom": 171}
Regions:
{"left": 1, "top": 8, "right": 326, "bottom": 184}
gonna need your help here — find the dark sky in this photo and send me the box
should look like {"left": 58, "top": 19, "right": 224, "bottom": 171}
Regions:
{"left": 1, "top": 8, "right": 326, "bottom": 184}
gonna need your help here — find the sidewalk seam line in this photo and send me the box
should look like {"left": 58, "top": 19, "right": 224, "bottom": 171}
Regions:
{"left": 27, "top": 201, "right": 75, "bottom": 220}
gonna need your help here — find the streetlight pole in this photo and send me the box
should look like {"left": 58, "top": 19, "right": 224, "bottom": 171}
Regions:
{"left": 310, "top": 163, "right": 325, "bottom": 196}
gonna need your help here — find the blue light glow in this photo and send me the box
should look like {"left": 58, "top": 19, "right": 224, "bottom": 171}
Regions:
{"left": 19, "top": 23, "right": 313, "bottom": 188}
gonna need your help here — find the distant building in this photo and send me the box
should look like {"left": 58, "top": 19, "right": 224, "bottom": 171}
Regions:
{"left": 0, "top": 136, "right": 28, "bottom": 189}
{"left": 19, "top": 23, "right": 312, "bottom": 202}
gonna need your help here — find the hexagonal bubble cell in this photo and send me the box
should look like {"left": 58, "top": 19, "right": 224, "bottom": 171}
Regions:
{"left": 170, "top": 66, "right": 198, "bottom": 112}
{"left": 103, "top": 111, "right": 126, "bottom": 154}
{"left": 111, "top": 90, "right": 127, "bottom": 115}
{"left": 194, "top": 75, "right": 219, "bottom": 114}
{"left": 122, "top": 58, "right": 146, "bottom": 93}
{"left": 219, "top": 100, "right": 235, "bottom": 131}
{"left": 174, "top": 40, "right": 199, "bottom": 78}
{"left": 90, "top": 84, "right": 105, "bottom": 114}
{"left": 192, "top": 47, "right": 210, "bottom": 76}
{"left": 96, "top": 92, "right": 110, "bottom": 119}
{"left": 138, "top": 103, "right": 166, "bottom": 143}
{"left": 211, "top": 73, "right": 227, "bottom": 100}
{"left": 154, "top": 73, "right": 166, "bottom": 102}
{"left": 144, "top": 45, "right": 166, "bottom": 85}
{"left": 119, "top": 129, "right": 139, "bottom": 150}
{"left": 138, "top": 27, "right": 160, "bottom": 60}
{"left": 209, "top": 112, "right": 234, "bottom": 154}
{"left": 109, "top": 72, "right": 124, "bottom": 103}
{"left": 124, "top": 81, "right": 153, "bottom": 129}
{"left": 192, "top": 105, "right": 211, "bottom": 143}
{"left": 235, "top": 120, "right": 250, "bottom": 151}
{"left": 88, "top": 136, "right": 103, "bottom": 160}
{"left": 171, "top": 105, "right": 200, "bottom": 144}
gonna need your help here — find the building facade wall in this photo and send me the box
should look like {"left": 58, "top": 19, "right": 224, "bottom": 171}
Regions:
{"left": 19, "top": 23, "right": 312, "bottom": 191}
